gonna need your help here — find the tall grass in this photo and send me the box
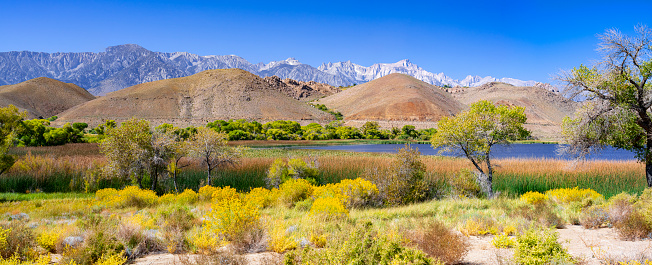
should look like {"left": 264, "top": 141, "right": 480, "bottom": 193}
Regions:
{"left": 1, "top": 144, "right": 646, "bottom": 197}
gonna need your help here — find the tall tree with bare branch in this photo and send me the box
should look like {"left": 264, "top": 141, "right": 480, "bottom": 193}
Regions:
{"left": 560, "top": 25, "right": 652, "bottom": 187}
{"left": 186, "top": 127, "right": 243, "bottom": 186}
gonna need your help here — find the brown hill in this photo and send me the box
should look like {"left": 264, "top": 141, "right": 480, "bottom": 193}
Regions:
{"left": 449, "top": 82, "right": 578, "bottom": 140}
{"left": 315, "top": 73, "right": 465, "bottom": 122}
{"left": 0, "top": 77, "right": 95, "bottom": 119}
{"left": 56, "top": 69, "right": 335, "bottom": 127}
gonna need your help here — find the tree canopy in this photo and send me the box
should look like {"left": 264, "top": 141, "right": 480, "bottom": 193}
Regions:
{"left": 560, "top": 25, "right": 652, "bottom": 187}
{"left": 431, "top": 100, "right": 529, "bottom": 197}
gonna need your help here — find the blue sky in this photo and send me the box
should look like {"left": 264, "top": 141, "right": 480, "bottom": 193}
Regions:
{"left": 2, "top": 0, "right": 651, "bottom": 83}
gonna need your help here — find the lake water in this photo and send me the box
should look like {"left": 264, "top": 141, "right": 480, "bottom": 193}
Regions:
{"left": 294, "top": 143, "right": 637, "bottom": 161}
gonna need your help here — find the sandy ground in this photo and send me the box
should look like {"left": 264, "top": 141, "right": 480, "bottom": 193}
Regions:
{"left": 126, "top": 226, "right": 651, "bottom": 265}
{"left": 463, "top": 225, "right": 652, "bottom": 264}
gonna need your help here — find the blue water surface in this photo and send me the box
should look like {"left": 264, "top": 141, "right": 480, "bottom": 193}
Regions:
{"left": 294, "top": 143, "right": 637, "bottom": 161}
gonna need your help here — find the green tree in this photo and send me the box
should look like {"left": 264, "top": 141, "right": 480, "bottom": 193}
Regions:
{"left": 431, "top": 100, "right": 529, "bottom": 197}
{"left": 100, "top": 119, "right": 178, "bottom": 190}
{"left": 186, "top": 127, "right": 243, "bottom": 186}
{"left": 559, "top": 26, "right": 652, "bottom": 187}
{"left": 0, "top": 105, "right": 26, "bottom": 175}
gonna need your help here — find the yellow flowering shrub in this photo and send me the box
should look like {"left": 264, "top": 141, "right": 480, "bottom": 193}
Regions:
{"left": 520, "top": 191, "right": 547, "bottom": 205}
{"left": 245, "top": 187, "right": 277, "bottom": 209}
{"left": 492, "top": 234, "right": 515, "bottom": 248}
{"left": 176, "top": 189, "right": 199, "bottom": 204}
{"left": 205, "top": 197, "right": 261, "bottom": 242}
{"left": 545, "top": 187, "right": 604, "bottom": 205}
{"left": 124, "top": 212, "right": 156, "bottom": 230}
{"left": 96, "top": 186, "right": 158, "bottom": 208}
{"left": 37, "top": 228, "right": 62, "bottom": 253}
{"left": 0, "top": 227, "right": 8, "bottom": 252}
{"left": 267, "top": 222, "right": 298, "bottom": 253}
{"left": 0, "top": 255, "right": 50, "bottom": 265}
{"left": 313, "top": 178, "right": 379, "bottom": 208}
{"left": 309, "top": 233, "right": 327, "bottom": 248}
{"left": 95, "top": 252, "right": 127, "bottom": 265}
{"left": 310, "top": 197, "right": 348, "bottom": 220}
{"left": 279, "top": 178, "right": 314, "bottom": 207}
{"left": 188, "top": 227, "right": 222, "bottom": 255}
{"left": 459, "top": 218, "right": 499, "bottom": 236}
{"left": 211, "top": 186, "right": 239, "bottom": 203}
{"left": 198, "top": 185, "right": 219, "bottom": 201}
{"left": 618, "top": 260, "right": 652, "bottom": 265}
{"left": 158, "top": 194, "right": 176, "bottom": 204}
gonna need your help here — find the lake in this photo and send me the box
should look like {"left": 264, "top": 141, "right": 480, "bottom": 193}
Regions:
{"left": 294, "top": 143, "right": 637, "bottom": 161}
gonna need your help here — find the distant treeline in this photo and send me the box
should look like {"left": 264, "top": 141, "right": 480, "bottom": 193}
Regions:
{"left": 13, "top": 117, "right": 436, "bottom": 147}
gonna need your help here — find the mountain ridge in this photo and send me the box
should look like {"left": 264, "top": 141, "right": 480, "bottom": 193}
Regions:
{"left": 0, "top": 44, "right": 547, "bottom": 95}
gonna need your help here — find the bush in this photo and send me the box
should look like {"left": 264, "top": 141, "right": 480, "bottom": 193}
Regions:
{"left": 0, "top": 221, "right": 37, "bottom": 260}
{"left": 205, "top": 197, "right": 264, "bottom": 253}
{"left": 157, "top": 206, "right": 198, "bottom": 253}
{"left": 62, "top": 217, "right": 125, "bottom": 265}
{"left": 520, "top": 191, "right": 547, "bottom": 206}
{"left": 579, "top": 205, "right": 609, "bottom": 229}
{"left": 459, "top": 217, "right": 499, "bottom": 236}
{"left": 545, "top": 187, "right": 604, "bottom": 206}
{"left": 448, "top": 169, "right": 483, "bottom": 198}
{"left": 265, "top": 158, "right": 319, "bottom": 188}
{"left": 491, "top": 234, "right": 515, "bottom": 249}
{"left": 366, "top": 145, "right": 431, "bottom": 205}
{"left": 211, "top": 186, "right": 239, "bottom": 203}
{"left": 309, "top": 197, "right": 349, "bottom": 220}
{"left": 95, "top": 186, "right": 158, "bottom": 208}
{"left": 36, "top": 227, "right": 62, "bottom": 253}
{"left": 286, "top": 222, "right": 438, "bottom": 265}
{"left": 244, "top": 187, "right": 277, "bottom": 209}
{"left": 614, "top": 211, "right": 652, "bottom": 240}
{"left": 198, "top": 185, "right": 219, "bottom": 201}
{"left": 278, "top": 179, "right": 314, "bottom": 207}
{"left": 405, "top": 221, "right": 469, "bottom": 265}
{"left": 312, "top": 178, "right": 380, "bottom": 208}
{"left": 267, "top": 222, "right": 298, "bottom": 253}
{"left": 514, "top": 228, "right": 574, "bottom": 265}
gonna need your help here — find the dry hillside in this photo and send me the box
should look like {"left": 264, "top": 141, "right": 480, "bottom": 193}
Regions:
{"left": 263, "top": 76, "right": 340, "bottom": 101}
{"left": 448, "top": 82, "right": 578, "bottom": 140}
{"left": 315, "top": 73, "right": 465, "bottom": 122}
{"left": 0, "top": 77, "right": 95, "bottom": 119}
{"left": 56, "top": 69, "right": 335, "bottom": 127}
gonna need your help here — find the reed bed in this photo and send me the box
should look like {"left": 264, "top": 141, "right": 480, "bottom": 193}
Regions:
{"left": 0, "top": 144, "right": 646, "bottom": 197}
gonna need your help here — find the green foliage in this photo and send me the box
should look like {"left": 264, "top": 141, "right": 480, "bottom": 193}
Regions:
{"left": 0, "top": 105, "right": 26, "bottom": 176}
{"left": 431, "top": 100, "right": 529, "bottom": 197}
{"left": 367, "top": 145, "right": 431, "bottom": 205}
{"left": 266, "top": 158, "right": 320, "bottom": 188}
{"left": 514, "top": 228, "right": 574, "bottom": 265}
{"left": 285, "top": 222, "right": 438, "bottom": 265}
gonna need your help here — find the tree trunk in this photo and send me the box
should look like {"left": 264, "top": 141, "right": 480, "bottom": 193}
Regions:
{"left": 151, "top": 167, "right": 158, "bottom": 191}
{"left": 207, "top": 164, "right": 212, "bottom": 186}
{"left": 647, "top": 133, "right": 652, "bottom": 187}
{"left": 484, "top": 155, "right": 495, "bottom": 198}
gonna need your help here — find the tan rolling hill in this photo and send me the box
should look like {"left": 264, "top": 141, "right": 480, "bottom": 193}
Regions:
{"left": 448, "top": 82, "right": 578, "bottom": 140}
{"left": 315, "top": 73, "right": 465, "bottom": 122}
{"left": 0, "top": 77, "right": 95, "bottom": 119}
{"left": 56, "top": 69, "right": 335, "bottom": 127}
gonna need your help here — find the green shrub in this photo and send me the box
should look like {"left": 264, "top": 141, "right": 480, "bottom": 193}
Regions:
{"left": 0, "top": 221, "right": 37, "bottom": 260}
{"left": 265, "top": 158, "right": 319, "bottom": 188}
{"left": 366, "top": 145, "right": 431, "bottom": 205}
{"left": 278, "top": 178, "right": 314, "bottom": 207}
{"left": 514, "top": 228, "right": 574, "bottom": 265}
{"left": 286, "top": 222, "right": 439, "bottom": 265}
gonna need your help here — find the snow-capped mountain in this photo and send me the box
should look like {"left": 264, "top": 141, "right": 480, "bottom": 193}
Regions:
{"left": 0, "top": 44, "right": 541, "bottom": 95}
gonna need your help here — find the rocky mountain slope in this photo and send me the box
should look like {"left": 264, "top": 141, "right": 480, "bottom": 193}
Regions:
{"left": 0, "top": 77, "right": 95, "bottom": 119}
{"left": 55, "top": 69, "right": 335, "bottom": 127}
{"left": 315, "top": 73, "right": 465, "bottom": 122}
{"left": 0, "top": 44, "right": 544, "bottom": 95}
